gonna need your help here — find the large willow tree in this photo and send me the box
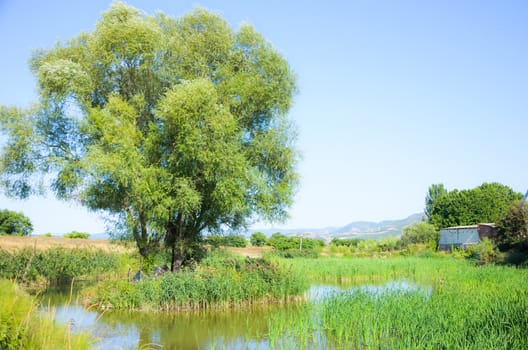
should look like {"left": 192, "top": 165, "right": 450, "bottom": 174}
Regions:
{"left": 0, "top": 3, "right": 298, "bottom": 270}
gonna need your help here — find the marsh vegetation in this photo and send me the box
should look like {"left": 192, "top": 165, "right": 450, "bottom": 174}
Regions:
{"left": 12, "top": 252, "right": 525, "bottom": 349}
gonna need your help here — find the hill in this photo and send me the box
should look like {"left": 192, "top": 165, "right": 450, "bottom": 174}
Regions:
{"left": 251, "top": 213, "right": 425, "bottom": 241}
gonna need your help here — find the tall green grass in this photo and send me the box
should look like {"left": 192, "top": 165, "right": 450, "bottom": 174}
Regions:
{"left": 0, "top": 279, "right": 90, "bottom": 350}
{"left": 320, "top": 271, "right": 528, "bottom": 349}
{"left": 86, "top": 251, "right": 309, "bottom": 311}
{"left": 290, "top": 255, "right": 462, "bottom": 284}
{"left": 265, "top": 257, "right": 528, "bottom": 349}
{"left": 0, "top": 248, "right": 119, "bottom": 284}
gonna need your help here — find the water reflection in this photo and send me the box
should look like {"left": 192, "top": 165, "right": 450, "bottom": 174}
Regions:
{"left": 39, "top": 280, "right": 430, "bottom": 349}
{"left": 307, "top": 280, "right": 431, "bottom": 302}
{"left": 40, "top": 286, "right": 291, "bottom": 349}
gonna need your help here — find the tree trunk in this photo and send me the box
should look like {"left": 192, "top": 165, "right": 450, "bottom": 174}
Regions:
{"left": 170, "top": 213, "right": 184, "bottom": 272}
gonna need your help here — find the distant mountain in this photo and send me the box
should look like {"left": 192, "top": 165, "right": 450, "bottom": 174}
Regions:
{"left": 250, "top": 213, "right": 425, "bottom": 241}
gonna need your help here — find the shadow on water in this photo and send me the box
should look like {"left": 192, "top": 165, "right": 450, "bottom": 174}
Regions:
{"left": 39, "top": 280, "right": 431, "bottom": 349}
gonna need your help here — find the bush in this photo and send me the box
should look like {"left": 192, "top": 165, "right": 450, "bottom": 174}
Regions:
{"left": 400, "top": 222, "right": 439, "bottom": 248}
{"left": 223, "top": 235, "right": 247, "bottom": 247}
{"left": 250, "top": 232, "right": 267, "bottom": 246}
{"left": 0, "top": 209, "right": 33, "bottom": 236}
{"left": 63, "top": 231, "right": 90, "bottom": 239}
{"left": 496, "top": 200, "right": 528, "bottom": 252}
{"left": 205, "top": 234, "right": 247, "bottom": 247}
{"left": 331, "top": 238, "right": 362, "bottom": 247}
{"left": 466, "top": 238, "right": 503, "bottom": 265}
{"left": 267, "top": 248, "right": 319, "bottom": 259}
{"left": 268, "top": 233, "right": 324, "bottom": 251}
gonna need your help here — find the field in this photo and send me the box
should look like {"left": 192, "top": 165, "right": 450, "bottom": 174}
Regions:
{"left": 0, "top": 235, "right": 132, "bottom": 253}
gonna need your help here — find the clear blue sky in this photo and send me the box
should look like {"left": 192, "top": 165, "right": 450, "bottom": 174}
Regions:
{"left": 1, "top": 0, "right": 527, "bottom": 234}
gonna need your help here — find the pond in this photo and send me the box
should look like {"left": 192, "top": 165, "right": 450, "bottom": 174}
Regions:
{"left": 39, "top": 280, "right": 429, "bottom": 349}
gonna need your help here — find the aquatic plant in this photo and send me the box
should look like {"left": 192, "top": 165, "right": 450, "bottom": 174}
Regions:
{"left": 266, "top": 257, "right": 528, "bottom": 349}
{"left": 0, "top": 279, "right": 90, "bottom": 349}
{"left": 87, "top": 251, "right": 308, "bottom": 311}
{"left": 0, "top": 247, "right": 119, "bottom": 284}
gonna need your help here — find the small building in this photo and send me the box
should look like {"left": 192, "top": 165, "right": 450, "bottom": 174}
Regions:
{"left": 438, "top": 223, "right": 497, "bottom": 251}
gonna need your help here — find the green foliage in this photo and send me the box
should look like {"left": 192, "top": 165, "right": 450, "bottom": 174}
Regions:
{"left": 266, "top": 257, "right": 528, "bottom": 349}
{"left": 320, "top": 279, "right": 527, "bottom": 349}
{"left": 268, "top": 232, "right": 324, "bottom": 251}
{"left": 266, "top": 248, "right": 319, "bottom": 259}
{"left": 329, "top": 237, "right": 401, "bottom": 256}
{"left": 87, "top": 251, "right": 308, "bottom": 310}
{"left": 63, "top": 231, "right": 90, "bottom": 239}
{"left": 427, "top": 182, "right": 522, "bottom": 229}
{"left": 466, "top": 238, "right": 503, "bottom": 265}
{"left": 0, "top": 279, "right": 90, "bottom": 349}
{"left": 496, "top": 200, "right": 528, "bottom": 252}
{"left": 0, "top": 209, "right": 33, "bottom": 236}
{"left": 250, "top": 232, "right": 267, "bottom": 246}
{"left": 0, "top": 3, "right": 298, "bottom": 267}
{"left": 425, "top": 183, "right": 447, "bottom": 221}
{"left": 205, "top": 234, "right": 247, "bottom": 248}
{"left": 41, "top": 233, "right": 53, "bottom": 237}
{"left": 400, "top": 221, "right": 439, "bottom": 247}
{"left": 0, "top": 248, "right": 119, "bottom": 283}
{"left": 330, "top": 238, "right": 362, "bottom": 247}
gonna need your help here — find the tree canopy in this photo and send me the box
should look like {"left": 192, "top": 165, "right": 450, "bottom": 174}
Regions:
{"left": 0, "top": 3, "right": 298, "bottom": 270}
{"left": 426, "top": 182, "right": 522, "bottom": 229}
{"left": 496, "top": 200, "right": 528, "bottom": 252}
{"left": 425, "top": 183, "right": 447, "bottom": 221}
{"left": 400, "top": 221, "right": 439, "bottom": 247}
{"left": 0, "top": 209, "right": 33, "bottom": 236}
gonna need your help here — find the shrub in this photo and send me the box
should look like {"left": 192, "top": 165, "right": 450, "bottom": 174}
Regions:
{"left": 0, "top": 209, "right": 33, "bottom": 236}
{"left": 63, "top": 231, "right": 90, "bottom": 239}
{"left": 223, "top": 235, "right": 247, "bottom": 247}
{"left": 331, "top": 238, "right": 362, "bottom": 247}
{"left": 400, "top": 222, "right": 439, "bottom": 248}
{"left": 267, "top": 248, "right": 319, "bottom": 259}
{"left": 466, "top": 238, "right": 503, "bottom": 265}
{"left": 496, "top": 200, "right": 528, "bottom": 252}
{"left": 205, "top": 234, "right": 247, "bottom": 247}
{"left": 268, "top": 233, "right": 324, "bottom": 251}
{"left": 250, "top": 232, "right": 267, "bottom": 246}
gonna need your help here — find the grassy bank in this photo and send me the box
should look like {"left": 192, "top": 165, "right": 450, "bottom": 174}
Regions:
{"left": 86, "top": 251, "right": 308, "bottom": 311}
{"left": 266, "top": 256, "right": 528, "bottom": 349}
{"left": 0, "top": 247, "right": 120, "bottom": 285}
{"left": 0, "top": 279, "right": 90, "bottom": 350}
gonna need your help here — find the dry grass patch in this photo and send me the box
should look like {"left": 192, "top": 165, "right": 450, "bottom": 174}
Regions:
{"left": 225, "top": 246, "right": 273, "bottom": 258}
{"left": 0, "top": 235, "right": 132, "bottom": 254}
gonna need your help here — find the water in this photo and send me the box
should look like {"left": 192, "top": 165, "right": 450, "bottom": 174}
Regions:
{"left": 39, "top": 280, "right": 429, "bottom": 349}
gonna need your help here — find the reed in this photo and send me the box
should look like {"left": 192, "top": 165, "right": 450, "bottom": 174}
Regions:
{"left": 0, "top": 279, "right": 90, "bottom": 350}
{"left": 0, "top": 247, "right": 120, "bottom": 284}
{"left": 86, "top": 251, "right": 309, "bottom": 311}
{"left": 265, "top": 256, "right": 528, "bottom": 349}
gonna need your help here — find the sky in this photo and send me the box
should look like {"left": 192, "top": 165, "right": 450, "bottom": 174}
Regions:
{"left": 0, "top": 0, "right": 527, "bottom": 234}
